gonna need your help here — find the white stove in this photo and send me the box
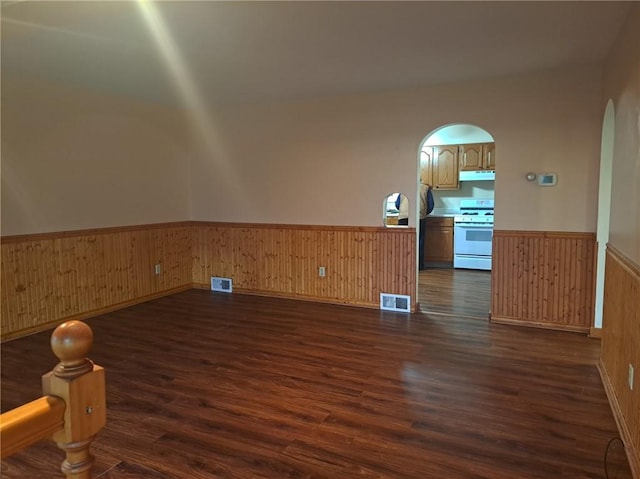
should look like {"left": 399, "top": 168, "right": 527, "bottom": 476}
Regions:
{"left": 453, "top": 199, "right": 494, "bottom": 270}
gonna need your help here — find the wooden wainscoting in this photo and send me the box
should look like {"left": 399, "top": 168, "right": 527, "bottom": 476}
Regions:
{"left": 2, "top": 222, "right": 416, "bottom": 340}
{"left": 491, "top": 230, "right": 596, "bottom": 332}
{"left": 1, "top": 223, "right": 193, "bottom": 340}
{"left": 191, "top": 223, "right": 416, "bottom": 310}
{"left": 599, "top": 245, "right": 640, "bottom": 478}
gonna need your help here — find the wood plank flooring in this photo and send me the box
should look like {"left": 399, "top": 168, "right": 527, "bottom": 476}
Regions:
{"left": 1, "top": 289, "right": 629, "bottom": 478}
{"left": 419, "top": 268, "right": 491, "bottom": 319}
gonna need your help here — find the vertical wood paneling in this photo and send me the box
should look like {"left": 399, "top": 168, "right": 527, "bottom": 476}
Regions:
{"left": 191, "top": 223, "right": 416, "bottom": 309}
{"left": 4, "top": 225, "right": 603, "bottom": 339}
{"left": 1, "top": 224, "right": 193, "bottom": 340}
{"left": 2, "top": 222, "right": 416, "bottom": 339}
{"left": 491, "top": 230, "right": 596, "bottom": 332}
{"left": 599, "top": 246, "right": 640, "bottom": 478}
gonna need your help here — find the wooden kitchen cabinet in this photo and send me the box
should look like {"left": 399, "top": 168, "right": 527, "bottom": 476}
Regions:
{"left": 459, "top": 142, "right": 495, "bottom": 171}
{"left": 484, "top": 142, "right": 495, "bottom": 169}
{"left": 424, "top": 216, "right": 454, "bottom": 263}
{"left": 430, "top": 145, "right": 459, "bottom": 190}
{"left": 419, "top": 147, "right": 434, "bottom": 186}
{"left": 422, "top": 142, "right": 495, "bottom": 189}
{"left": 459, "top": 143, "right": 483, "bottom": 170}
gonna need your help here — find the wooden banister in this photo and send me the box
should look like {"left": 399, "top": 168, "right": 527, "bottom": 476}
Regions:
{"left": 0, "top": 395, "right": 65, "bottom": 459}
{"left": 0, "top": 320, "right": 106, "bottom": 478}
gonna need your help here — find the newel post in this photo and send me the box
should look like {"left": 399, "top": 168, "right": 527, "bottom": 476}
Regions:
{"left": 42, "top": 321, "right": 106, "bottom": 479}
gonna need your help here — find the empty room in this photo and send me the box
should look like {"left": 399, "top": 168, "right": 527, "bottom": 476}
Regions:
{"left": 1, "top": 2, "right": 638, "bottom": 478}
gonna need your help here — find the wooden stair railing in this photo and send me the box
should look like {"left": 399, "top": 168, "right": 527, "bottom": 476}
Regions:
{"left": 1, "top": 320, "right": 106, "bottom": 478}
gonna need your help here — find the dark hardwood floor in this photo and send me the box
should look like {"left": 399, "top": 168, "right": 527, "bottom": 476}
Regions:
{"left": 1, "top": 289, "right": 629, "bottom": 478}
{"left": 419, "top": 267, "right": 491, "bottom": 319}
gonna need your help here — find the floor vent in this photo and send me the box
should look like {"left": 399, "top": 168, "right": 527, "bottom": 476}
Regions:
{"left": 211, "top": 277, "right": 233, "bottom": 293}
{"left": 380, "top": 293, "right": 411, "bottom": 313}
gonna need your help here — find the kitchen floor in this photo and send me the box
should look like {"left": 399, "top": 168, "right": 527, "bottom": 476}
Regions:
{"left": 418, "top": 267, "right": 491, "bottom": 319}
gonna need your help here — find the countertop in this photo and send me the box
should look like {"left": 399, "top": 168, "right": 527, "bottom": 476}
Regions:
{"left": 430, "top": 208, "right": 459, "bottom": 217}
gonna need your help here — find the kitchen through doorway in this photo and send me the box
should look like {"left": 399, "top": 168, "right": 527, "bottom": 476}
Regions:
{"left": 417, "top": 124, "right": 495, "bottom": 319}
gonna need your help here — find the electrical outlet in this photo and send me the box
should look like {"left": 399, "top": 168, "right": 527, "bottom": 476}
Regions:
{"left": 154, "top": 264, "right": 161, "bottom": 275}
{"left": 319, "top": 266, "right": 326, "bottom": 277}
{"left": 629, "top": 364, "right": 634, "bottom": 391}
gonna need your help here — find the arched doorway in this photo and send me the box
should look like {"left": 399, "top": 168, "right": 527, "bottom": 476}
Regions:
{"left": 594, "top": 100, "right": 615, "bottom": 330}
{"left": 416, "top": 124, "right": 496, "bottom": 318}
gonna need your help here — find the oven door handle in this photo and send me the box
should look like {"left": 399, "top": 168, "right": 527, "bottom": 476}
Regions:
{"left": 454, "top": 223, "right": 494, "bottom": 228}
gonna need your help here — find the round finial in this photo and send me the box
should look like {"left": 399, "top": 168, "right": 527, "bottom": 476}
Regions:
{"left": 51, "top": 321, "right": 94, "bottom": 379}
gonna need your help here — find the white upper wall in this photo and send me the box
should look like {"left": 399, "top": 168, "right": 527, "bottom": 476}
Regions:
{"left": 602, "top": 6, "right": 640, "bottom": 263}
{"left": 2, "top": 2, "right": 626, "bottom": 237}
{"left": 1, "top": 65, "right": 603, "bottom": 236}
{"left": 1, "top": 73, "right": 191, "bottom": 235}
{"left": 190, "top": 65, "right": 602, "bottom": 232}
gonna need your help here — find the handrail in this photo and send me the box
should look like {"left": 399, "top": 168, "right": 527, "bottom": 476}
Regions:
{"left": 1, "top": 395, "right": 65, "bottom": 459}
{"left": 0, "top": 320, "right": 106, "bottom": 479}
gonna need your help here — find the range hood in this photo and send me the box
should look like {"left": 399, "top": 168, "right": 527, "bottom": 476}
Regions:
{"left": 459, "top": 170, "right": 495, "bottom": 181}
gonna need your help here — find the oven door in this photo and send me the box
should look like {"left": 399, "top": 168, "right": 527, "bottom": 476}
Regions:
{"left": 454, "top": 223, "right": 494, "bottom": 256}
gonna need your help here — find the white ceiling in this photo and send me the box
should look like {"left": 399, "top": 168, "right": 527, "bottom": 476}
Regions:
{"left": 1, "top": 1, "right": 634, "bottom": 107}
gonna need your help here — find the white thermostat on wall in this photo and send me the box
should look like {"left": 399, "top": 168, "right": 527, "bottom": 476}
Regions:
{"left": 538, "top": 172, "right": 557, "bottom": 186}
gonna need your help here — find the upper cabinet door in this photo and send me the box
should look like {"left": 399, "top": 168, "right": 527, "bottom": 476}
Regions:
{"left": 420, "top": 147, "right": 434, "bottom": 187}
{"left": 459, "top": 144, "right": 483, "bottom": 171}
{"left": 433, "top": 145, "right": 459, "bottom": 190}
{"left": 483, "top": 143, "right": 496, "bottom": 169}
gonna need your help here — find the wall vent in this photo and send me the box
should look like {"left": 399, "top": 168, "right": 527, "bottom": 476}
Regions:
{"left": 211, "top": 277, "right": 233, "bottom": 293}
{"left": 380, "top": 293, "right": 411, "bottom": 313}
